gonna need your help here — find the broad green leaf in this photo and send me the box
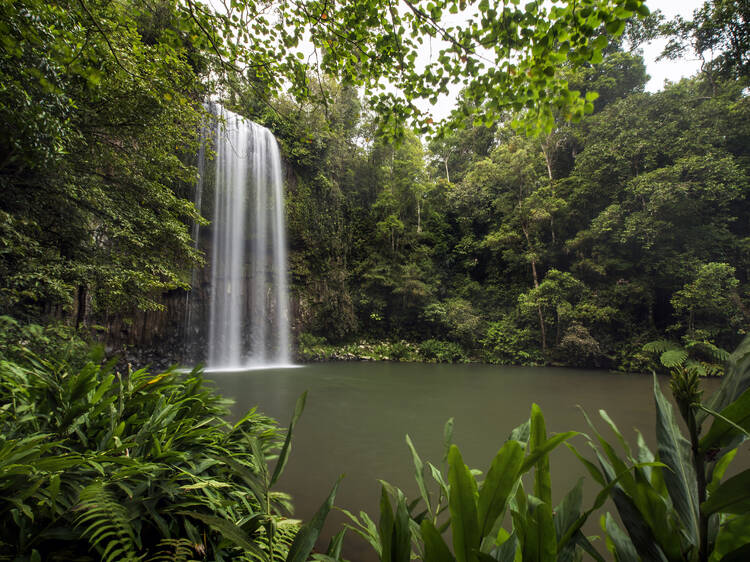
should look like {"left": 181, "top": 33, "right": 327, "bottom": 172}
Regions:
{"left": 702, "top": 469, "right": 750, "bottom": 515}
{"left": 701, "top": 335, "right": 750, "bottom": 425}
{"left": 653, "top": 375, "right": 699, "bottom": 544}
{"left": 448, "top": 444, "right": 480, "bottom": 562}
{"left": 379, "top": 486, "right": 395, "bottom": 562}
{"left": 602, "top": 512, "right": 639, "bottom": 562}
{"left": 393, "top": 491, "right": 411, "bottom": 562}
{"left": 529, "top": 404, "right": 551, "bottom": 505}
{"left": 709, "top": 514, "right": 750, "bottom": 561}
{"left": 554, "top": 478, "right": 583, "bottom": 542}
{"left": 522, "top": 496, "right": 556, "bottom": 561}
{"left": 609, "top": 487, "right": 670, "bottom": 562}
{"left": 421, "top": 519, "right": 454, "bottom": 562}
{"left": 700, "top": 387, "right": 750, "bottom": 452}
{"left": 707, "top": 448, "right": 737, "bottom": 495}
{"left": 477, "top": 440, "right": 523, "bottom": 538}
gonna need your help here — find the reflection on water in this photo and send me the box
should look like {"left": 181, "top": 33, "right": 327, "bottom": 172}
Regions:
{"left": 207, "top": 362, "right": 724, "bottom": 561}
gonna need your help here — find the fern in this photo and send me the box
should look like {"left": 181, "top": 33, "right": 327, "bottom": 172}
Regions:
{"left": 684, "top": 339, "right": 730, "bottom": 362}
{"left": 76, "top": 481, "right": 140, "bottom": 562}
{"left": 661, "top": 348, "right": 689, "bottom": 368}
{"left": 147, "top": 538, "right": 200, "bottom": 562}
{"left": 643, "top": 339, "right": 680, "bottom": 354}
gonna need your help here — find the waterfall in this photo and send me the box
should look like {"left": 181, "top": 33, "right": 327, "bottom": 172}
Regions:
{"left": 193, "top": 104, "right": 291, "bottom": 369}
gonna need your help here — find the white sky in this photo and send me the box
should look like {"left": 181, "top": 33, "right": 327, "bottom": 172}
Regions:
{"left": 642, "top": 0, "right": 705, "bottom": 92}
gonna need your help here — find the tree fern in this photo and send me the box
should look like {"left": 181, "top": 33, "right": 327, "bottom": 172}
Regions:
{"left": 643, "top": 339, "right": 680, "bottom": 354}
{"left": 76, "top": 481, "right": 140, "bottom": 562}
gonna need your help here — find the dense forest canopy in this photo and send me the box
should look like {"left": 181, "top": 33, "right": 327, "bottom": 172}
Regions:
{"left": 1, "top": 0, "right": 748, "bottom": 370}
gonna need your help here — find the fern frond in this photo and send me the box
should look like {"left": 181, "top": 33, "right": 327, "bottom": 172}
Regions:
{"left": 660, "top": 348, "right": 688, "bottom": 368}
{"left": 684, "top": 339, "right": 730, "bottom": 363}
{"left": 76, "top": 481, "right": 140, "bottom": 562}
{"left": 643, "top": 339, "right": 679, "bottom": 354}
{"left": 683, "top": 358, "right": 708, "bottom": 377}
{"left": 147, "top": 538, "right": 200, "bottom": 562}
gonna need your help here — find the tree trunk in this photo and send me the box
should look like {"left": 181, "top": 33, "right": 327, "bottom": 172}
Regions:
{"left": 522, "top": 223, "right": 546, "bottom": 354}
{"left": 76, "top": 285, "right": 88, "bottom": 329}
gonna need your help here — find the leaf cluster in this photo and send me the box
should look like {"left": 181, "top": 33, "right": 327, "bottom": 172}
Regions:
{"left": 0, "top": 353, "right": 307, "bottom": 561}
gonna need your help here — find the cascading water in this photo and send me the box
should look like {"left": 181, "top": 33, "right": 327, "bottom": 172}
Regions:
{"left": 191, "top": 104, "right": 291, "bottom": 369}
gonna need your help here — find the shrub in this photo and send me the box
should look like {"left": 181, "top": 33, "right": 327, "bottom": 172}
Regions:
{"left": 0, "top": 315, "right": 90, "bottom": 366}
{"left": 418, "top": 339, "right": 467, "bottom": 363}
{"left": 0, "top": 355, "right": 325, "bottom": 561}
{"left": 481, "top": 316, "right": 541, "bottom": 365}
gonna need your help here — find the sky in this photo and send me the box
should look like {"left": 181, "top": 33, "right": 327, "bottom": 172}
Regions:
{"left": 641, "top": 0, "right": 705, "bottom": 92}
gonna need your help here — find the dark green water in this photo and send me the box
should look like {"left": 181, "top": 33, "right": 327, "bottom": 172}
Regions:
{"left": 207, "top": 362, "right": 722, "bottom": 560}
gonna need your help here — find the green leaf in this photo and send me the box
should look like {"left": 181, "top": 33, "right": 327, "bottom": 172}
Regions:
{"left": 519, "top": 430, "right": 578, "bottom": 474}
{"left": 661, "top": 349, "right": 688, "bottom": 368}
{"left": 653, "top": 375, "right": 699, "bottom": 543}
{"left": 286, "top": 475, "right": 343, "bottom": 562}
{"left": 710, "top": 514, "right": 750, "bottom": 561}
{"left": 379, "top": 485, "right": 395, "bottom": 562}
{"left": 701, "top": 335, "right": 750, "bottom": 424}
{"left": 554, "top": 478, "right": 583, "bottom": 542}
{"left": 523, "top": 495, "right": 557, "bottom": 560}
{"left": 271, "top": 391, "right": 307, "bottom": 486}
{"left": 393, "top": 491, "right": 411, "bottom": 562}
{"left": 529, "top": 404, "right": 551, "bottom": 505}
{"left": 602, "top": 512, "right": 639, "bottom": 562}
{"left": 708, "top": 448, "right": 737, "bottom": 495}
{"left": 448, "top": 444, "right": 480, "bottom": 562}
{"left": 421, "top": 519, "right": 455, "bottom": 562}
{"left": 702, "top": 469, "right": 750, "bottom": 515}
{"left": 477, "top": 440, "right": 523, "bottom": 538}
{"left": 180, "top": 511, "right": 266, "bottom": 559}
{"left": 406, "top": 434, "right": 430, "bottom": 513}
{"left": 700, "top": 388, "right": 750, "bottom": 452}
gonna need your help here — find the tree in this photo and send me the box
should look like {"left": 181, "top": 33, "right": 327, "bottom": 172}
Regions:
{"left": 663, "top": 0, "right": 750, "bottom": 81}
{"left": 671, "top": 262, "right": 745, "bottom": 339}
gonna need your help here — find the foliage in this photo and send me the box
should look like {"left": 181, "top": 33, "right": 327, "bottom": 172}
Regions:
{"left": 569, "top": 335, "right": 750, "bottom": 561}
{"left": 481, "top": 316, "right": 542, "bottom": 366}
{"left": 0, "top": 354, "right": 329, "bottom": 561}
{"left": 662, "top": 0, "right": 750, "bottom": 80}
{"left": 338, "top": 407, "right": 611, "bottom": 561}
{"left": 417, "top": 339, "right": 468, "bottom": 363}
{"left": 285, "top": 67, "right": 748, "bottom": 369}
{"left": 0, "top": 315, "right": 90, "bottom": 367}
{"left": 644, "top": 338, "right": 730, "bottom": 377}
{"left": 0, "top": 0, "right": 209, "bottom": 317}
{"left": 296, "top": 336, "right": 425, "bottom": 363}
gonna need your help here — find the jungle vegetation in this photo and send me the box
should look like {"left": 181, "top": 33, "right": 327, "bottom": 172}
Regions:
{"left": 1, "top": 0, "right": 747, "bottom": 371}
{"left": 1, "top": 1, "right": 749, "bottom": 561}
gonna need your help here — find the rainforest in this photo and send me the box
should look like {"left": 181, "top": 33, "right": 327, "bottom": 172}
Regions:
{"left": 0, "top": 0, "right": 749, "bottom": 560}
